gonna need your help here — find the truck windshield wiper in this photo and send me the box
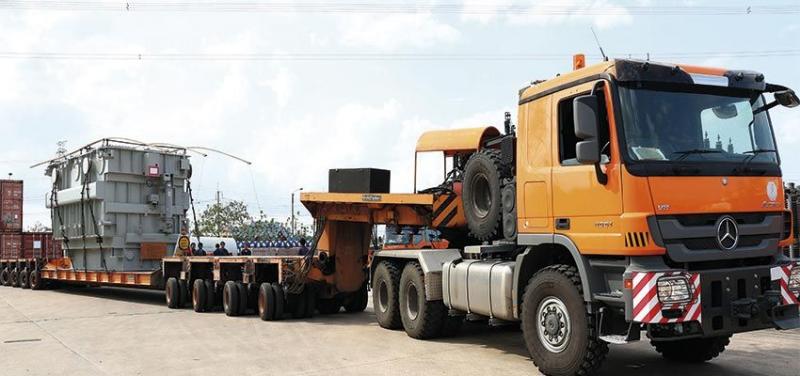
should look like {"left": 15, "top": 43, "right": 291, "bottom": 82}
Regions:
{"left": 672, "top": 149, "right": 723, "bottom": 161}
{"left": 737, "top": 148, "right": 777, "bottom": 175}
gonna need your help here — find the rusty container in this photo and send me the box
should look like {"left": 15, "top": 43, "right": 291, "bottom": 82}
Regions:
{"left": 0, "top": 180, "right": 23, "bottom": 233}
{"left": 0, "top": 233, "right": 22, "bottom": 259}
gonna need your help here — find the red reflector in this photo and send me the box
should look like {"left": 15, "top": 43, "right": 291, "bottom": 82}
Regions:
{"left": 624, "top": 278, "right": 633, "bottom": 289}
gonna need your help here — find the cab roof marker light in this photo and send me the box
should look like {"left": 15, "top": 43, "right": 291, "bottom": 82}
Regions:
{"left": 690, "top": 73, "right": 729, "bottom": 87}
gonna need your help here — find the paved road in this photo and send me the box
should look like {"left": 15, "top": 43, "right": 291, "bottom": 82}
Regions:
{"left": 0, "top": 286, "right": 797, "bottom": 375}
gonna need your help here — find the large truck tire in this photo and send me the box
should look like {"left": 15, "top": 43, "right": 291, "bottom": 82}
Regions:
{"left": 165, "top": 277, "right": 180, "bottom": 309}
{"left": 19, "top": 268, "right": 30, "bottom": 289}
{"left": 521, "top": 265, "right": 608, "bottom": 376}
{"left": 344, "top": 282, "right": 368, "bottom": 313}
{"left": 10, "top": 268, "right": 19, "bottom": 287}
{"left": 204, "top": 280, "right": 216, "bottom": 311}
{"left": 178, "top": 279, "right": 189, "bottom": 308}
{"left": 373, "top": 261, "right": 402, "bottom": 329}
{"left": 652, "top": 336, "right": 731, "bottom": 362}
{"left": 236, "top": 282, "right": 248, "bottom": 315}
{"left": 317, "top": 298, "right": 341, "bottom": 314}
{"left": 271, "top": 283, "right": 285, "bottom": 320}
{"left": 399, "top": 262, "right": 448, "bottom": 339}
{"left": 462, "top": 149, "right": 504, "bottom": 241}
{"left": 0, "top": 267, "right": 9, "bottom": 286}
{"left": 223, "top": 281, "right": 240, "bottom": 317}
{"left": 30, "top": 270, "right": 43, "bottom": 290}
{"left": 192, "top": 279, "right": 207, "bottom": 312}
{"left": 258, "top": 282, "right": 277, "bottom": 321}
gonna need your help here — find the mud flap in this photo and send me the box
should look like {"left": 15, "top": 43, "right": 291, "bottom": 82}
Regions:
{"left": 771, "top": 304, "right": 800, "bottom": 330}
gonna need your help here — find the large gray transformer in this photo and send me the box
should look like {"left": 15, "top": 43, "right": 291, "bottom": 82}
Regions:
{"left": 44, "top": 140, "right": 191, "bottom": 272}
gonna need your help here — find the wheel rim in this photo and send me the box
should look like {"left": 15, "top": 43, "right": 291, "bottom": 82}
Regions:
{"left": 537, "top": 296, "right": 571, "bottom": 353}
{"left": 405, "top": 282, "right": 419, "bottom": 321}
{"left": 472, "top": 173, "right": 492, "bottom": 218}
{"left": 378, "top": 280, "right": 389, "bottom": 313}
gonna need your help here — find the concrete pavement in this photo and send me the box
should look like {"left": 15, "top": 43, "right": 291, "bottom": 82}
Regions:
{"left": 0, "top": 286, "right": 797, "bottom": 375}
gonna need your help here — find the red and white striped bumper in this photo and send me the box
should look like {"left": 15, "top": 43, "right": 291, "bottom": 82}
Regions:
{"left": 771, "top": 264, "right": 800, "bottom": 305}
{"left": 632, "top": 271, "right": 701, "bottom": 324}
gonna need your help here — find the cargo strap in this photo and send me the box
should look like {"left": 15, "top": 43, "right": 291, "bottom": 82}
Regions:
{"left": 187, "top": 180, "right": 201, "bottom": 245}
{"left": 51, "top": 183, "right": 69, "bottom": 252}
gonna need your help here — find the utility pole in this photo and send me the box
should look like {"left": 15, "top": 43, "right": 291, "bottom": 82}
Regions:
{"left": 291, "top": 187, "right": 303, "bottom": 233}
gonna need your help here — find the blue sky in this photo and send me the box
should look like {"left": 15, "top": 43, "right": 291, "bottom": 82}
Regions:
{"left": 0, "top": 0, "right": 798, "bottom": 229}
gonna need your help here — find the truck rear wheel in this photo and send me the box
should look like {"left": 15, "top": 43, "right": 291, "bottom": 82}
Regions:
{"left": 30, "top": 270, "right": 43, "bottom": 290}
{"left": 204, "top": 280, "right": 216, "bottom": 311}
{"left": 652, "top": 335, "right": 731, "bottom": 362}
{"left": 399, "top": 262, "right": 448, "bottom": 339}
{"left": 223, "top": 281, "right": 240, "bottom": 317}
{"left": 165, "top": 277, "right": 180, "bottom": 309}
{"left": 373, "top": 261, "right": 402, "bottom": 329}
{"left": 258, "top": 282, "right": 276, "bottom": 320}
{"left": 344, "top": 282, "right": 368, "bottom": 313}
{"left": 0, "top": 267, "right": 9, "bottom": 286}
{"left": 236, "top": 282, "right": 248, "bottom": 315}
{"left": 462, "top": 149, "right": 503, "bottom": 241}
{"left": 10, "top": 268, "right": 19, "bottom": 287}
{"left": 178, "top": 279, "right": 189, "bottom": 308}
{"left": 20, "top": 268, "right": 30, "bottom": 289}
{"left": 192, "top": 279, "right": 207, "bottom": 312}
{"left": 521, "top": 265, "right": 608, "bottom": 376}
{"left": 271, "top": 283, "right": 285, "bottom": 320}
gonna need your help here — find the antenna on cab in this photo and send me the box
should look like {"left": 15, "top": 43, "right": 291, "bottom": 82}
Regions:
{"left": 591, "top": 26, "right": 608, "bottom": 61}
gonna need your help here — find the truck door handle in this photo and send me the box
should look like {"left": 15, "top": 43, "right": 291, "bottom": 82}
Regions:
{"left": 556, "top": 218, "right": 570, "bottom": 230}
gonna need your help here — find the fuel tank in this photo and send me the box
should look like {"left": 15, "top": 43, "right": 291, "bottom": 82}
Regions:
{"left": 442, "top": 259, "right": 516, "bottom": 321}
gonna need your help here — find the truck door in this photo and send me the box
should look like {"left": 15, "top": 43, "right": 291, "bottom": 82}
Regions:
{"left": 550, "top": 80, "right": 623, "bottom": 254}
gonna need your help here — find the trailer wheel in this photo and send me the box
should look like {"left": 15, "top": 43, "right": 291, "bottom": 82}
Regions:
{"left": 652, "top": 335, "right": 731, "bottom": 363}
{"left": 303, "top": 285, "right": 316, "bottom": 318}
{"left": 271, "top": 283, "right": 285, "bottom": 320}
{"left": 192, "top": 279, "right": 207, "bottom": 312}
{"left": 521, "top": 265, "right": 608, "bottom": 376}
{"left": 236, "top": 282, "right": 248, "bottom": 315}
{"left": 258, "top": 282, "right": 276, "bottom": 321}
{"left": 373, "top": 261, "right": 402, "bottom": 329}
{"left": 0, "top": 267, "right": 9, "bottom": 286}
{"left": 462, "top": 149, "right": 504, "bottom": 241}
{"left": 30, "top": 270, "right": 43, "bottom": 290}
{"left": 223, "top": 281, "right": 240, "bottom": 317}
{"left": 20, "top": 268, "right": 30, "bottom": 289}
{"left": 178, "top": 279, "right": 189, "bottom": 308}
{"left": 344, "top": 281, "right": 368, "bottom": 313}
{"left": 399, "top": 262, "right": 448, "bottom": 339}
{"left": 204, "top": 280, "right": 216, "bottom": 311}
{"left": 317, "top": 298, "right": 341, "bottom": 314}
{"left": 10, "top": 268, "right": 19, "bottom": 287}
{"left": 165, "top": 277, "right": 180, "bottom": 309}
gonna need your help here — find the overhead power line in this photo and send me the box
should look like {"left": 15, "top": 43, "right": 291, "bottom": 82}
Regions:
{"left": 0, "top": 49, "right": 798, "bottom": 61}
{"left": 0, "top": 1, "right": 797, "bottom": 15}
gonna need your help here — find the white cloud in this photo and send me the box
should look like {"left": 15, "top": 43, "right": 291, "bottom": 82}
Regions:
{"left": 338, "top": 12, "right": 460, "bottom": 50}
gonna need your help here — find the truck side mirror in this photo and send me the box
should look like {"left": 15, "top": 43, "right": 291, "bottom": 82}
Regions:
{"left": 573, "top": 95, "right": 600, "bottom": 164}
{"left": 775, "top": 89, "right": 800, "bottom": 108}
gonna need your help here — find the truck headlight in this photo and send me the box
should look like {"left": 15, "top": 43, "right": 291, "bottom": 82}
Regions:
{"left": 657, "top": 276, "right": 692, "bottom": 304}
{"left": 790, "top": 266, "right": 800, "bottom": 293}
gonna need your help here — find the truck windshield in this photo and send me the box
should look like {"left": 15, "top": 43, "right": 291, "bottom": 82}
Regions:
{"left": 618, "top": 85, "right": 778, "bottom": 171}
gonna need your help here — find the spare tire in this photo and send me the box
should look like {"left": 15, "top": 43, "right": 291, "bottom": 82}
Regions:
{"left": 463, "top": 149, "right": 503, "bottom": 241}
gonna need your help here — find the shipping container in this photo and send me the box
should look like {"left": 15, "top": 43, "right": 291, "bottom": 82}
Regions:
{"left": 0, "top": 233, "right": 22, "bottom": 259}
{"left": 21, "top": 232, "right": 62, "bottom": 260}
{"left": 0, "top": 180, "right": 23, "bottom": 233}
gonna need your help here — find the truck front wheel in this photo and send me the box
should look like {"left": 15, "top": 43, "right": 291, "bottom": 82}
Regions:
{"left": 652, "top": 335, "right": 731, "bottom": 362}
{"left": 521, "top": 265, "right": 608, "bottom": 376}
{"left": 373, "top": 261, "right": 402, "bottom": 329}
{"left": 399, "top": 262, "right": 447, "bottom": 339}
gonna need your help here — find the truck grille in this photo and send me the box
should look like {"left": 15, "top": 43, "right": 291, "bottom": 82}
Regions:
{"left": 651, "top": 212, "right": 783, "bottom": 263}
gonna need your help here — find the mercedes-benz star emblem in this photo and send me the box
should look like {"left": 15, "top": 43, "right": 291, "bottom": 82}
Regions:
{"left": 716, "top": 216, "right": 739, "bottom": 250}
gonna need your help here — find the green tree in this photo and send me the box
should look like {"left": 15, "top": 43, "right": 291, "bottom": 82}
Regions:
{"left": 196, "top": 200, "right": 251, "bottom": 237}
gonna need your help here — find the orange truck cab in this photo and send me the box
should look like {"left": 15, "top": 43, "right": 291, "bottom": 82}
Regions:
{"left": 302, "top": 57, "right": 800, "bottom": 376}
